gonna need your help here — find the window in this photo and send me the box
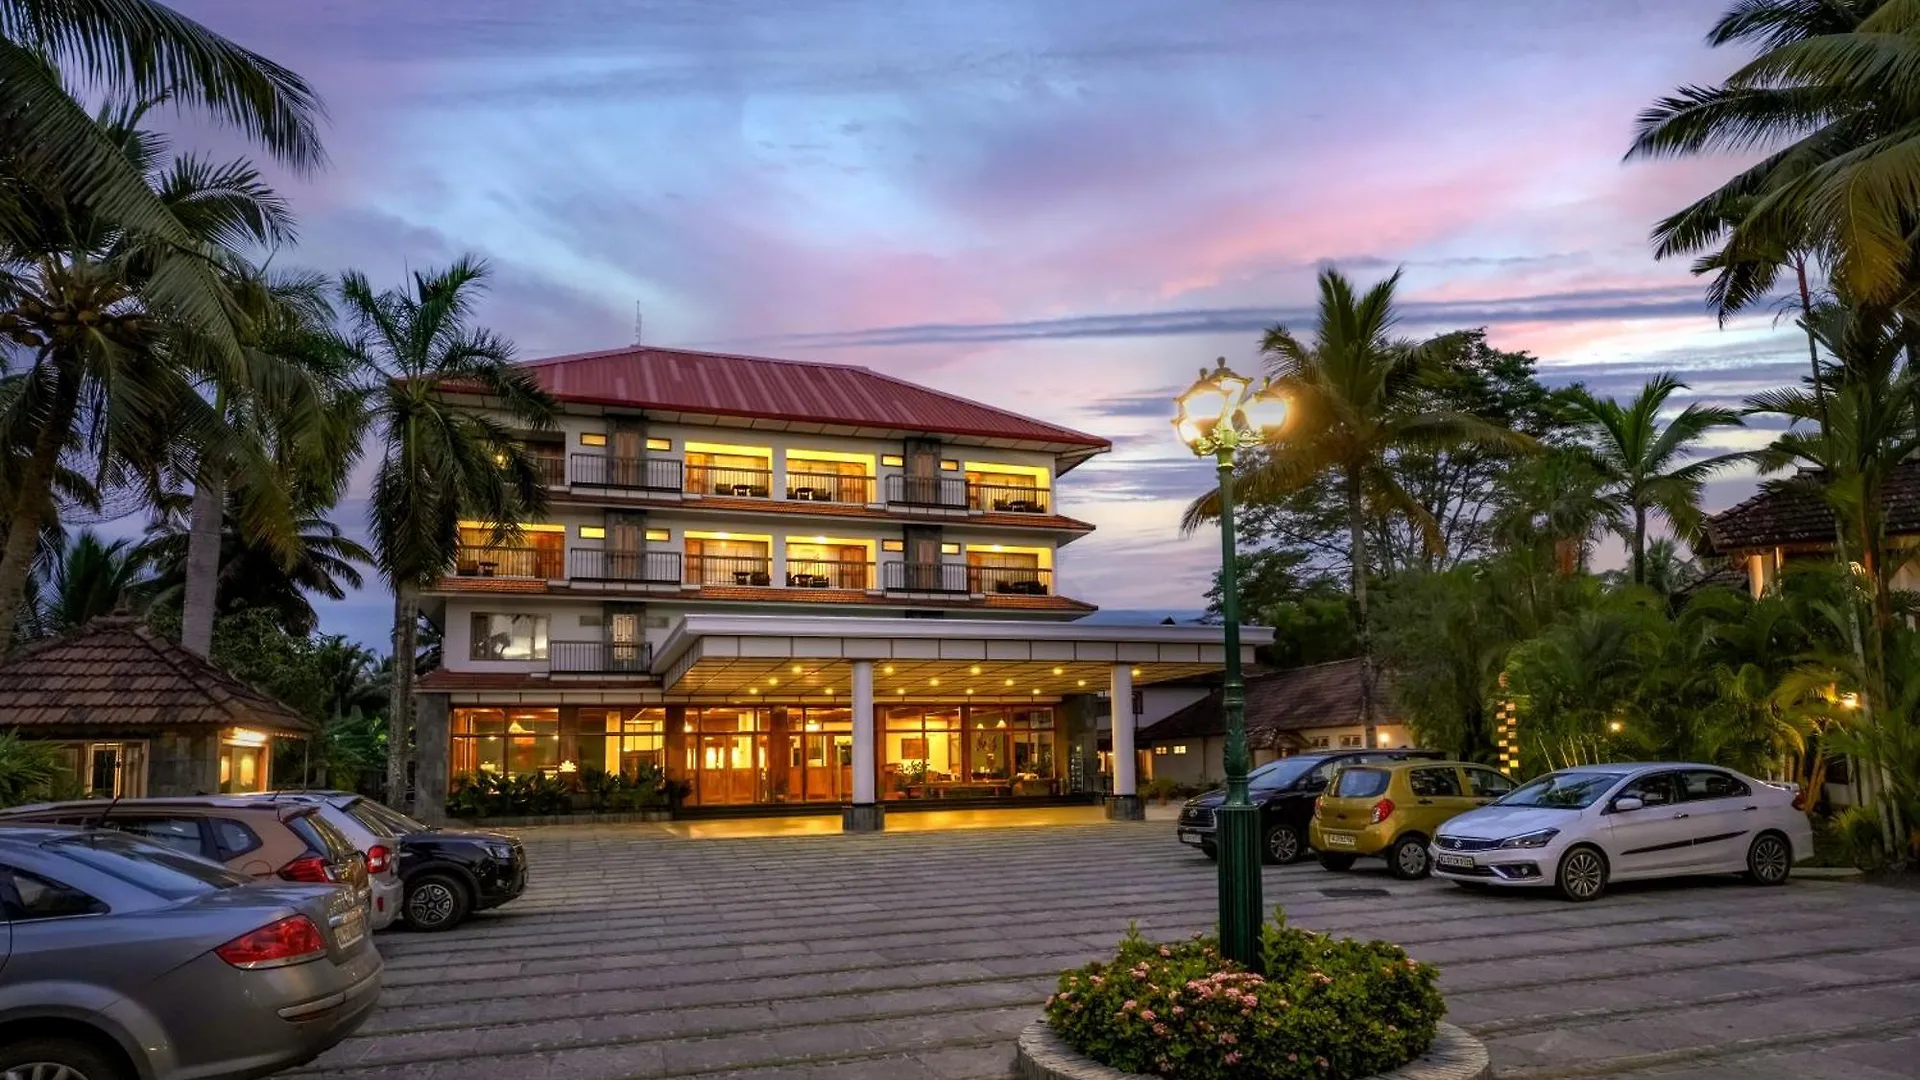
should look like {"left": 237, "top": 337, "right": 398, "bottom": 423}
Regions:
{"left": 47, "top": 833, "right": 248, "bottom": 899}
{"left": 1467, "top": 768, "right": 1517, "bottom": 798}
{"left": 645, "top": 528, "right": 670, "bottom": 542}
{"left": 1678, "top": 770, "right": 1751, "bottom": 801}
{"left": 940, "top": 460, "right": 959, "bottom": 471}
{"left": 646, "top": 437, "right": 672, "bottom": 451}
{"left": 1, "top": 867, "right": 107, "bottom": 920}
{"left": 940, "top": 542, "right": 961, "bottom": 555}
{"left": 1339, "top": 734, "right": 1363, "bottom": 749}
{"left": 580, "top": 432, "right": 608, "bottom": 447}
{"left": 881, "top": 454, "right": 904, "bottom": 467}
{"left": 1305, "top": 736, "right": 1330, "bottom": 750}
{"left": 881, "top": 539, "right": 905, "bottom": 552}
{"left": 1153, "top": 746, "right": 1168, "bottom": 756}
{"left": 210, "top": 818, "right": 262, "bottom": 859}
{"left": 580, "top": 525, "right": 606, "bottom": 539}
{"left": 106, "top": 817, "right": 205, "bottom": 856}
{"left": 469, "top": 613, "right": 549, "bottom": 661}
{"left": 1407, "top": 767, "right": 1463, "bottom": 798}
{"left": 452, "top": 708, "right": 562, "bottom": 778}
{"left": 1616, "top": 772, "right": 1678, "bottom": 808}
{"left": 1334, "top": 768, "right": 1391, "bottom": 798}
{"left": 598, "top": 708, "right": 666, "bottom": 779}
{"left": 885, "top": 707, "right": 960, "bottom": 796}
{"left": 1171, "top": 745, "right": 1188, "bottom": 755}
{"left": 1009, "top": 708, "right": 1054, "bottom": 780}
{"left": 287, "top": 811, "right": 357, "bottom": 861}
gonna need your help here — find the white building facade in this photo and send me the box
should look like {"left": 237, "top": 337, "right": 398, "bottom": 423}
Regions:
{"left": 412, "top": 346, "right": 1265, "bottom": 828}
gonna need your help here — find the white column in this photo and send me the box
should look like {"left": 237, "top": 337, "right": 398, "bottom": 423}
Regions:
{"left": 1110, "top": 664, "right": 1136, "bottom": 797}
{"left": 851, "top": 659, "right": 876, "bottom": 804}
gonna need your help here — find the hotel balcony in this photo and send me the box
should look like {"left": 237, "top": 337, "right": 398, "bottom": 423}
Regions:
{"left": 453, "top": 545, "right": 564, "bottom": 580}
{"left": 569, "top": 454, "right": 684, "bottom": 492}
{"left": 568, "top": 548, "right": 683, "bottom": 584}
{"left": 548, "top": 640, "right": 651, "bottom": 674}
{"left": 967, "top": 564, "right": 1053, "bottom": 596}
{"left": 881, "top": 474, "right": 1053, "bottom": 515}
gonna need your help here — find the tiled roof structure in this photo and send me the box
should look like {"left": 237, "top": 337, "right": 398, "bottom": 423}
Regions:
{"left": 1701, "top": 461, "right": 1920, "bottom": 554}
{"left": 0, "top": 616, "right": 313, "bottom": 735}
{"left": 1136, "top": 657, "right": 1394, "bottom": 749}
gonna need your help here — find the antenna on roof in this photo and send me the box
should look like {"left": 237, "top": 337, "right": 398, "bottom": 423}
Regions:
{"left": 633, "top": 301, "right": 644, "bottom": 346}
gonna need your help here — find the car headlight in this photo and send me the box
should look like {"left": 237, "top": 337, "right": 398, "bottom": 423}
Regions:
{"left": 485, "top": 842, "right": 515, "bottom": 861}
{"left": 1498, "top": 828, "right": 1559, "bottom": 849}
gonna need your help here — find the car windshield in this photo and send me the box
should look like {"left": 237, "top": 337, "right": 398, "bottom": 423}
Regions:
{"left": 1496, "top": 771, "right": 1626, "bottom": 810}
{"left": 345, "top": 798, "right": 429, "bottom": 835}
{"left": 48, "top": 832, "right": 250, "bottom": 900}
{"left": 1333, "top": 768, "right": 1391, "bottom": 799}
{"left": 1247, "top": 756, "right": 1330, "bottom": 792}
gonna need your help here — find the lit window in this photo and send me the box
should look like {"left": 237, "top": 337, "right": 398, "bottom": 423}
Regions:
{"left": 940, "top": 460, "right": 959, "bottom": 471}
{"left": 881, "top": 454, "right": 904, "bottom": 467}
{"left": 882, "top": 539, "right": 905, "bottom": 552}
{"left": 580, "top": 432, "right": 608, "bottom": 447}
{"left": 1153, "top": 745, "right": 1169, "bottom": 756}
{"left": 468, "top": 613, "right": 549, "bottom": 661}
{"left": 1172, "top": 744, "right": 1188, "bottom": 755}
{"left": 1339, "top": 734, "right": 1363, "bottom": 749}
{"left": 646, "top": 437, "right": 671, "bottom": 451}
{"left": 940, "top": 542, "right": 960, "bottom": 555}
{"left": 645, "top": 528, "right": 670, "bottom": 542}
{"left": 580, "top": 525, "right": 606, "bottom": 539}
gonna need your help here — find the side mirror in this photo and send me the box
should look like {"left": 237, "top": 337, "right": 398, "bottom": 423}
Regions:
{"left": 1612, "top": 796, "right": 1644, "bottom": 812}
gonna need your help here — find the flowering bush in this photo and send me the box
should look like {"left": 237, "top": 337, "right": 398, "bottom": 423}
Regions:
{"left": 1043, "top": 916, "right": 1443, "bottom": 1079}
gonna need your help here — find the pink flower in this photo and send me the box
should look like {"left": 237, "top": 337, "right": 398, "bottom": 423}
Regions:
{"left": 1141, "top": 1010, "right": 1157, "bottom": 1022}
{"left": 1153, "top": 1023, "right": 1170, "bottom": 1036}
{"left": 1159, "top": 946, "right": 1172, "bottom": 957}
{"left": 1288, "top": 1054, "right": 1298, "bottom": 1063}
{"left": 1226, "top": 1051, "right": 1243, "bottom": 1065}
{"left": 1123, "top": 1000, "right": 1138, "bottom": 1011}
{"left": 1171, "top": 1006, "right": 1185, "bottom": 1017}
{"left": 1317, "top": 1058, "right": 1329, "bottom": 1068}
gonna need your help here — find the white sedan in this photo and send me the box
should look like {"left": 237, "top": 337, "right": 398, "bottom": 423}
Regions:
{"left": 1430, "top": 763, "right": 1814, "bottom": 901}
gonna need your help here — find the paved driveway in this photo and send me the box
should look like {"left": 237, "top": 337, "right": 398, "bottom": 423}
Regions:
{"left": 295, "top": 820, "right": 1920, "bottom": 1080}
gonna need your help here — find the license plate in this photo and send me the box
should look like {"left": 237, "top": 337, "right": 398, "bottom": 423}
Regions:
{"left": 1436, "top": 853, "right": 1477, "bottom": 870}
{"left": 1322, "top": 832, "right": 1357, "bottom": 847}
{"left": 333, "top": 908, "right": 366, "bottom": 950}
{"left": 1178, "top": 830, "right": 1205, "bottom": 845}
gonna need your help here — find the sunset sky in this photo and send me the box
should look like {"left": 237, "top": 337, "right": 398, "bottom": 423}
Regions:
{"left": 168, "top": 0, "right": 1802, "bottom": 645}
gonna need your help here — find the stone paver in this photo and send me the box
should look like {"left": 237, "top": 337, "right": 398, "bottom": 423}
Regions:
{"left": 292, "top": 820, "right": 1920, "bottom": 1080}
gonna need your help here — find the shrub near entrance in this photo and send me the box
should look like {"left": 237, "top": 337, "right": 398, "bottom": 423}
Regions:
{"left": 1044, "top": 917, "right": 1443, "bottom": 1080}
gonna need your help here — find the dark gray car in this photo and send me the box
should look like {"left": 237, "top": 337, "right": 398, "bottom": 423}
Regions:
{"left": 0, "top": 825, "right": 383, "bottom": 1080}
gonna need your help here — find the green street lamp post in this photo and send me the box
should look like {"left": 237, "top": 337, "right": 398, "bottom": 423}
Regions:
{"left": 1173, "top": 358, "right": 1287, "bottom": 971}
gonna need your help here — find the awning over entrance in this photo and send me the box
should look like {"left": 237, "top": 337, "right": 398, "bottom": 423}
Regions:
{"left": 653, "top": 614, "right": 1271, "bottom": 701}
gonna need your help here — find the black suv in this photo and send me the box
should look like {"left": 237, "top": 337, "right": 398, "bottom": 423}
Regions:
{"left": 1176, "top": 749, "right": 1446, "bottom": 863}
{"left": 329, "top": 794, "right": 529, "bottom": 931}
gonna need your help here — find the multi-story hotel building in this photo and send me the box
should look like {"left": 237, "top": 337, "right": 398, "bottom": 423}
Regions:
{"left": 411, "top": 346, "right": 1265, "bottom": 828}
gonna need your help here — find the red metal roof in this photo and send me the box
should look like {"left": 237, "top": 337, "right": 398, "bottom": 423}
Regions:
{"left": 519, "top": 346, "right": 1110, "bottom": 455}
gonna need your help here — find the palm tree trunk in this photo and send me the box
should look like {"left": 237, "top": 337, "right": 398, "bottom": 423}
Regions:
{"left": 1345, "top": 466, "right": 1375, "bottom": 747}
{"left": 180, "top": 464, "right": 227, "bottom": 657}
{"left": 0, "top": 361, "right": 82, "bottom": 649}
{"left": 1632, "top": 505, "right": 1647, "bottom": 585}
{"left": 387, "top": 585, "right": 419, "bottom": 809}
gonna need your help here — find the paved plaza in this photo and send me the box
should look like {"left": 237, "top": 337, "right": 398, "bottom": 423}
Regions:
{"left": 295, "top": 816, "right": 1920, "bottom": 1080}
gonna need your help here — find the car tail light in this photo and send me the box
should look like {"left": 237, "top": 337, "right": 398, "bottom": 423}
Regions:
{"left": 1370, "top": 798, "right": 1395, "bottom": 824}
{"left": 366, "top": 844, "right": 392, "bottom": 875}
{"left": 215, "top": 915, "right": 327, "bottom": 969}
{"left": 1313, "top": 796, "right": 1324, "bottom": 818}
{"left": 279, "top": 854, "right": 337, "bottom": 883}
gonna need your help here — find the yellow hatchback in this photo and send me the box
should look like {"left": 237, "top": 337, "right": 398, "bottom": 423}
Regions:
{"left": 1309, "top": 760, "right": 1517, "bottom": 879}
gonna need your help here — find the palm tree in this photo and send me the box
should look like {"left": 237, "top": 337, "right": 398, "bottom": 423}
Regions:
{"left": 179, "top": 267, "right": 365, "bottom": 655}
{"left": 1626, "top": 0, "right": 1920, "bottom": 312}
{"left": 2, "top": 0, "right": 322, "bottom": 350}
{"left": 0, "top": 109, "right": 323, "bottom": 648}
{"left": 313, "top": 636, "right": 386, "bottom": 722}
{"left": 340, "top": 257, "right": 557, "bottom": 807}
{"left": 1184, "top": 268, "right": 1530, "bottom": 740}
{"left": 1562, "top": 374, "right": 1743, "bottom": 585}
{"left": 142, "top": 494, "right": 370, "bottom": 636}
{"left": 28, "top": 528, "right": 152, "bottom": 635}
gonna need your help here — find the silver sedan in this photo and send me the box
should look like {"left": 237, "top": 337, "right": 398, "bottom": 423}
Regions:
{"left": 0, "top": 825, "right": 383, "bottom": 1080}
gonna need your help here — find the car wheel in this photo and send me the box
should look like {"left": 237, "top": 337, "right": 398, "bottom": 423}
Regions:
{"left": 1746, "top": 832, "right": 1792, "bottom": 886}
{"left": 1317, "top": 851, "right": 1357, "bottom": 872}
{"left": 1556, "top": 845, "right": 1609, "bottom": 902}
{"left": 1263, "top": 823, "right": 1303, "bottom": 864}
{"left": 404, "top": 872, "right": 471, "bottom": 931}
{"left": 1387, "top": 834, "right": 1431, "bottom": 880}
{"left": 0, "top": 1037, "right": 130, "bottom": 1080}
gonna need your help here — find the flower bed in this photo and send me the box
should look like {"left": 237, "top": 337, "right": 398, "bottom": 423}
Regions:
{"left": 1043, "top": 918, "right": 1444, "bottom": 1080}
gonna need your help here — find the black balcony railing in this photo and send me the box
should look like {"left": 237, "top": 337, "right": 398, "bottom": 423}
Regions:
{"left": 550, "top": 640, "right": 651, "bottom": 673}
{"left": 453, "top": 545, "right": 563, "bottom": 579}
{"left": 969, "top": 482, "right": 1051, "bottom": 514}
{"left": 785, "top": 558, "right": 873, "bottom": 590}
{"left": 534, "top": 454, "right": 567, "bottom": 488}
{"left": 969, "top": 564, "right": 1052, "bottom": 595}
{"left": 567, "top": 548, "right": 682, "bottom": 584}
{"left": 688, "top": 554, "right": 774, "bottom": 586}
{"left": 881, "top": 560, "right": 969, "bottom": 593}
{"left": 570, "top": 454, "right": 683, "bottom": 491}
{"left": 785, "top": 470, "right": 875, "bottom": 504}
{"left": 688, "top": 464, "right": 773, "bottom": 498}
{"left": 882, "top": 473, "right": 968, "bottom": 508}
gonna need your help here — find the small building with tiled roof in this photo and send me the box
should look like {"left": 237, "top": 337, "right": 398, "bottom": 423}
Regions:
{"left": 1134, "top": 658, "right": 1410, "bottom": 786}
{"left": 1701, "top": 462, "right": 1920, "bottom": 596}
{"left": 0, "top": 616, "right": 314, "bottom": 798}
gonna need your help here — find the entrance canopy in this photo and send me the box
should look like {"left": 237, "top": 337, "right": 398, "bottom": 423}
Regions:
{"left": 654, "top": 614, "right": 1271, "bottom": 701}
